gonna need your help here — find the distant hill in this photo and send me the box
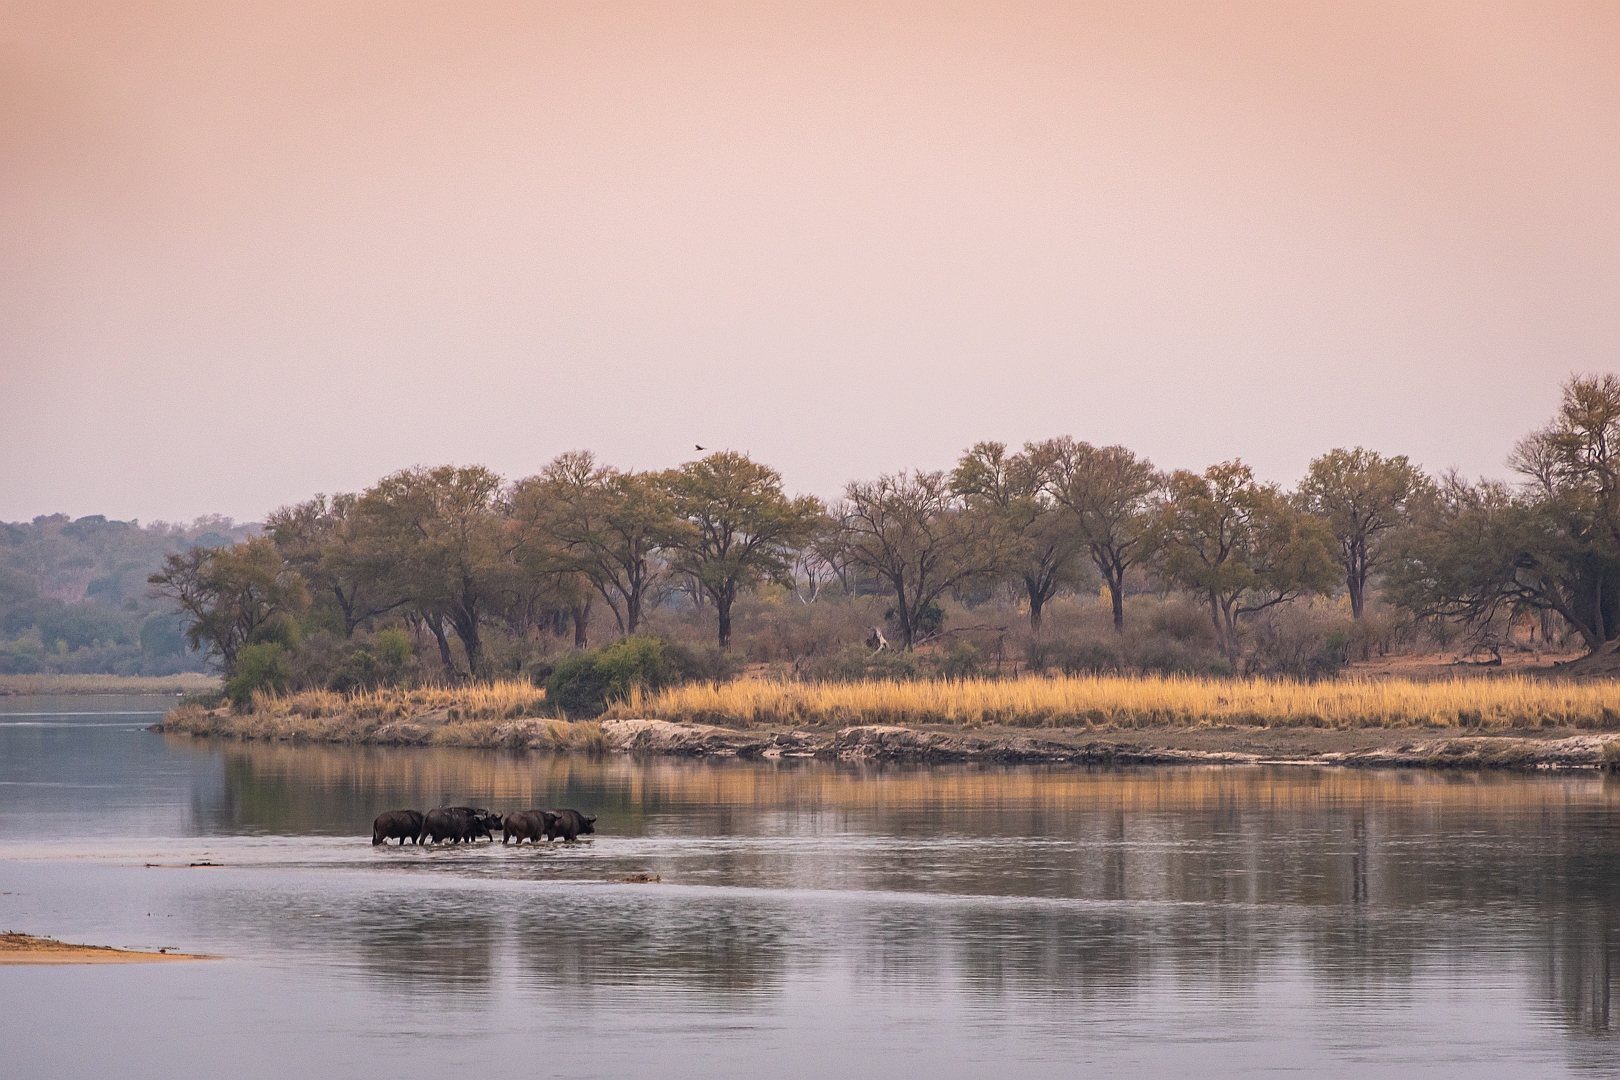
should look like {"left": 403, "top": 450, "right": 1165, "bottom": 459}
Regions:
{"left": 0, "top": 514, "right": 258, "bottom": 675}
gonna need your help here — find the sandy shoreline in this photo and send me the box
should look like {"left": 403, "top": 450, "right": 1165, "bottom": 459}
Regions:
{"left": 0, "top": 932, "right": 216, "bottom": 965}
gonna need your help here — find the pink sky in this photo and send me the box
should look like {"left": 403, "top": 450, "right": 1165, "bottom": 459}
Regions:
{"left": 3, "top": 1, "right": 1617, "bottom": 521}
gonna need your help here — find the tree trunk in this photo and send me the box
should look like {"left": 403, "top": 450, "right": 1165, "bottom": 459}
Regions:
{"left": 1347, "top": 571, "right": 1365, "bottom": 620}
{"left": 1345, "top": 536, "right": 1369, "bottom": 619}
{"left": 717, "top": 598, "right": 732, "bottom": 650}
{"left": 892, "top": 578, "right": 913, "bottom": 650}
{"left": 1109, "top": 570, "right": 1126, "bottom": 634}
{"left": 447, "top": 600, "right": 482, "bottom": 681}
{"left": 1209, "top": 591, "right": 1236, "bottom": 662}
{"left": 571, "top": 600, "right": 591, "bottom": 649}
{"left": 335, "top": 585, "right": 359, "bottom": 637}
{"left": 425, "top": 611, "right": 457, "bottom": 679}
{"left": 625, "top": 587, "right": 641, "bottom": 636}
{"left": 1028, "top": 581, "right": 1044, "bottom": 633}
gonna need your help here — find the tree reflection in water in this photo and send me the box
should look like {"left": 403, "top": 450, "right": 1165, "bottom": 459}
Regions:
{"left": 175, "top": 738, "right": 1620, "bottom": 1049}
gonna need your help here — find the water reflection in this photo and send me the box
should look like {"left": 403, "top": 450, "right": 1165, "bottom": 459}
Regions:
{"left": 5, "top": 701, "right": 1620, "bottom": 1076}
{"left": 174, "top": 739, "right": 1620, "bottom": 1059}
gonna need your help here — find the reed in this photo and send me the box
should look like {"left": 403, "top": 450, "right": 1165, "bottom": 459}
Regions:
{"left": 605, "top": 674, "right": 1620, "bottom": 731}
{"left": 160, "top": 680, "right": 552, "bottom": 742}
{"left": 247, "top": 680, "right": 550, "bottom": 722}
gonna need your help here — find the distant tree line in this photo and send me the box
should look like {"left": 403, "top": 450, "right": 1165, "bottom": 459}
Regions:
{"left": 0, "top": 515, "right": 254, "bottom": 676}
{"left": 145, "top": 374, "right": 1620, "bottom": 695}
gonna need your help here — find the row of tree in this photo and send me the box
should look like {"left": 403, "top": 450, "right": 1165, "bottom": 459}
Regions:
{"left": 151, "top": 374, "right": 1620, "bottom": 681}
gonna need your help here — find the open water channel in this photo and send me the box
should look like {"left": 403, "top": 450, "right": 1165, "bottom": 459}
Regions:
{"left": 2, "top": 695, "right": 1619, "bottom": 1077}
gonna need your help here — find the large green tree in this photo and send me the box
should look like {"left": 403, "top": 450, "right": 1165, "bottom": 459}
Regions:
{"left": 516, "top": 452, "right": 673, "bottom": 637}
{"left": 1028, "top": 438, "right": 1160, "bottom": 633}
{"left": 148, "top": 536, "right": 309, "bottom": 673}
{"left": 1152, "top": 461, "right": 1338, "bottom": 663}
{"left": 950, "top": 442, "right": 1083, "bottom": 632}
{"left": 662, "top": 452, "right": 823, "bottom": 650}
{"left": 1296, "top": 448, "right": 1427, "bottom": 618}
{"left": 353, "top": 465, "right": 513, "bottom": 680}
{"left": 266, "top": 493, "right": 408, "bottom": 637}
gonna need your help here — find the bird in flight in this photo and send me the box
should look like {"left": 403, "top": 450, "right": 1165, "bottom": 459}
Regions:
{"left": 695, "top": 444, "right": 706, "bottom": 451}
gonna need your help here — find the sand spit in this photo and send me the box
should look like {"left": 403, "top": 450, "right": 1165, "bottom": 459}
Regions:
{"left": 0, "top": 932, "right": 216, "bottom": 965}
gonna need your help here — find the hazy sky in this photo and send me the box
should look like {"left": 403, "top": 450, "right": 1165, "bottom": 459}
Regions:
{"left": 3, "top": 1, "right": 1617, "bottom": 523}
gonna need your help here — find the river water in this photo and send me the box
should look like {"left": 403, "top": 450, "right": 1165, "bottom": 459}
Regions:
{"left": 2, "top": 695, "right": 1618, "bottom": 1078}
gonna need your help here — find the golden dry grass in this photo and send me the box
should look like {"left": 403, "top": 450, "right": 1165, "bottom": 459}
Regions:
{"left": 247, "top": 680, "right": 549, "bottom": 723}
{"left": 606, "top": 674, "right": 1620, "bottom": 731}
{"left": 161, "top": 680, "right": 553, "bottom": 743}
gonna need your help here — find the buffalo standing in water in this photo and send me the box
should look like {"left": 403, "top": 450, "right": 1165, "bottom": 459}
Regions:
{"left": 502, "top": 810, "right": 557, "bottom": 845}
{"left": 421, "top": 806, "right": 502, "bottom": 844}
{"left": 372, "top": 810, "right": 425, "bottom": 846}
{"left": 544, "top": 808, "right": 596, "bottom": 842}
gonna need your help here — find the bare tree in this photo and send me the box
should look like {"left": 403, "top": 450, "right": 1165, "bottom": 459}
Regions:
{"left": 833, "top": 470, "right": 1000, "bottom": 649}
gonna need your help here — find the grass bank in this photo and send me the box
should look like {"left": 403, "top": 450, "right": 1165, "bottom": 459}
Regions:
{"left": 0, "top": 673, "right": 220, "bottom": 696}
{"left": 153, "top": 675, "right": 1620, "bottom": 768}
{"left": 604, "top": 674, "right": 1620, "bottom": 731}
{"left": 160, "top": 681, "right": 610, "bottom": 751}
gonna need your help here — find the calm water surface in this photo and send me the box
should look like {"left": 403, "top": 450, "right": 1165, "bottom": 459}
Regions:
{"left": 3, "top": 695, "right": 1619, "bottom": 1078}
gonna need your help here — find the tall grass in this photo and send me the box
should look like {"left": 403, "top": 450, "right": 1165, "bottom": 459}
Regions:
{"left": 161, "top": 680, "right": 555, "bottom": 744}
{"left": 606, "top": 674, "right": 1620, "bottom": 731}
{"left": 245, "top": 680, "right": 550, "bottom": 723}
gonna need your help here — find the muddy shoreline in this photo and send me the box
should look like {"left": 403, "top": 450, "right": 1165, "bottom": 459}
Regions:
{"left": 153, "top": 711, "right": 1620, "bottom": 771}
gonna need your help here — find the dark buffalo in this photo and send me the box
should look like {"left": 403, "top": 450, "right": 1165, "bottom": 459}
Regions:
{"left": 544, "top": 808, "right": 597, "bottom": 842}
{"left": 458, "top": 807, "right": 503, "bottom": 842}
{"left": 502, "top": 810, "right": 557, "bottom": 845}
{"left": 419, "top": 807, "right": 463, "bottom": 844}
{"left": 421, "top": 806, "right": 499, "bottom": 844}
{"left": 372, "top": 809, "right": 424, "bottom": 846}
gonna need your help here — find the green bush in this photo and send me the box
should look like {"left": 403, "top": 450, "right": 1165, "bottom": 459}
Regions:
{"left": 803, "top": 643, "right": 918, "bottom": 682}
{"left": 932, "top": 640, "right": 985, "bottom": 680}
{"left": 225, "top": 642, "right": 291, "bottom": 707}
{"left": 376, "top": 627, "right": 412, "bottom": 667}
{"left": 663, "top": 641, "right": 746, "bottom": 683}
{"left": 1025, "top": 638, "right": 1124, "bottom": 676}
{"left": 545, "top": 636, "right": 686, "bottom": 718}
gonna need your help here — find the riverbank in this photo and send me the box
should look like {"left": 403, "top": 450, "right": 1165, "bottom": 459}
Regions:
{"left": 0, "top": 673, "right": 219, "bottom": 696}
{"left": 0, "top": 932, "right": 214, "bottom": 965}
{"left": 157, "top": 703, "right": 1620, "bottom": 770}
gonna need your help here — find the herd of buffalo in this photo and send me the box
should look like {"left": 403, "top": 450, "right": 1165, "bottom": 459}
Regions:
{"left": 371, "top": 806, "right": 597, "bottom": 846}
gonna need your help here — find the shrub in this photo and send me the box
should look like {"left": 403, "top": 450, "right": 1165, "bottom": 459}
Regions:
{"left": 663, "top": 641, "right": 746, "bottom": 683}
{"left": 544, "top": 636, "right": 693, "bottom": 718}
{"left": 803, "top": 643, "right": 919, "bottom": 682}
{"left": 932, "top": 640, "right": 985, "bottom": 680}
{"left": 226, "top": 642, "right": 291, "bottom": 707}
